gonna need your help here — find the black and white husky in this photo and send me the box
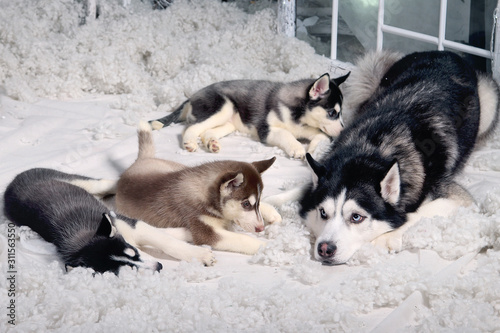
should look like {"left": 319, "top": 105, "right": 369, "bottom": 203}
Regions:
{"left": 298, "top": 50, "right": 500, "bottom": 265}
{"left": 3, "top": 168, "right": 166, "bottom": 274}
{"left": 150, "top": 73, "right": 350, "bottom": 159}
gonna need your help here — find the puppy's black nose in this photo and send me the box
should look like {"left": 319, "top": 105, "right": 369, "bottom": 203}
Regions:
{"left": 317, "top": 242, "right": 336, "bottom": 258}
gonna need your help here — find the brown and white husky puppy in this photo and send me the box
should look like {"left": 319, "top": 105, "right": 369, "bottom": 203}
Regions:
{"left": 115, "top": 122, "right": 281, "bottom": 257}
{"left": 150, "top": 73, "right": 350, "bottom": 159}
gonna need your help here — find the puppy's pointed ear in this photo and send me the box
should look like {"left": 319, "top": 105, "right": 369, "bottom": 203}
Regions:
{"left": 380, "top": 162, "right": 400, "bottom": 204}
{"left": 309, "top": 73, "right": 331, "bottom": 100}
{"left": 96, "top": 213, "right": 116, "bottom": 237}
{"left": 220, "top": 173, "right": 244, "bottom": 195}
{"left": 306, "top": 153, "right": 326, "bottom": 186}
{"left": 333, "top": 72, "right": 350, "bottom": 86}
{"left": 252, "top": 156, "right": 276, "bottom": 174}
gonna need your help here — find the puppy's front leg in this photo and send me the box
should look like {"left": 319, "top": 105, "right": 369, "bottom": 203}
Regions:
{"left": 119, "top": 220, "right": 216, "bottom": 266}
{"left": 307, "top": 133, "right": 330, "bottom": 156}
{"left": 213, "top": 229, "right": 266, "bottom": 255}
{"left": 260, "top": 202, "right": 282, "bottom": 225}
{"left": 266, "top": 127, "right": 305, "bottom": 159}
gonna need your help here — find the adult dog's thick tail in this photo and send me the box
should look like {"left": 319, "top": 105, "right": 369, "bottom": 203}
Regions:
{"left": 137, "top": 121, "right": 156, "bottom": 160}
{"left": 477, "top": 74, "right": 500, "bottom": 141}
{"left": 149, "top": 101, "right": 187, "bottom": 130}
{"left": 342, "top": 50, "right": 403, "bottom": 124}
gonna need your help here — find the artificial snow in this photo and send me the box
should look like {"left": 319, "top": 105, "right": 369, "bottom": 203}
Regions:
{"left": 0, "top": 1, "right": 499, "bottom": 332}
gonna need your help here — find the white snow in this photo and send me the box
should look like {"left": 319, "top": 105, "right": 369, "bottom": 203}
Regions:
{"left": 0, "top": 1, "right": 499, "bottom": 331}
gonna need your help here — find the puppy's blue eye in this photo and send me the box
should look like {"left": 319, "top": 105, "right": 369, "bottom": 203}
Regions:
{"left": 241, "top": 200, "right": 252, "bottom": 210}
{"left": 319, "top": 208, "right": 327, "bottom": 220}
{"left": 351, "top": 214, "right": 365, "bottom": 224}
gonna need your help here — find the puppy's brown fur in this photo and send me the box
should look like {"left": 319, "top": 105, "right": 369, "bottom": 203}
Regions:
{"left": 115, "top": 122, "right": 281, "bottom": 257}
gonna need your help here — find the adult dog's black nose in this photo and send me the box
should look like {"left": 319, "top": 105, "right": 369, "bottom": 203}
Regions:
{"left": 317, "top": 241, "right": 336, "bottom": 258}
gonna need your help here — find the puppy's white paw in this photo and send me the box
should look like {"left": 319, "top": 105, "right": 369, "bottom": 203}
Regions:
{"left": 260, "top": 202, "right": 282, "bottom": 225}
{"left": 183, "top": 140, "right": 198, "bottom": 152}
{"left": 286, "top": 143, "right": 306, "bottom": 160}
{"left": 371, "top": 231, "right": 403, "bottom": 253}
{"left": 206, "top": 138, "right": 220, "bottom": 153}
{"left": 199, "top": 248, "right": 217, "bottom": 266}
{"left": 307, "top": 134, "right": 330, "bottom": 155}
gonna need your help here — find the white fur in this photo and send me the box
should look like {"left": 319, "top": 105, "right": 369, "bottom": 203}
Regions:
{"left": 221, "top": 199, "right": 264, "bottom": 232}
{"left": 183, "top": 99, "right": 236, "bottom": 152}
{"left": 477, "top": 75, "right": 499, "bottom": 140}
{"left": 265, "top": 104, "right": 335, "bottom": 159}
{"left": 198, "top": 215, "right": 266, "bottom": 254}
{"left": 67, "top": 178, "right": 117, "bottom": 198}
{"left": 307, "top": 191, "right": 394, "bottom": 264}
{"left": 115, "top": 219, "right": 216, "bottom": 266}
{"left": 181, "top": 98, "right": 339, "bottom": 158}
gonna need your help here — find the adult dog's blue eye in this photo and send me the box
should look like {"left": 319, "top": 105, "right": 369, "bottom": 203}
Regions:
{"left": 351, "top": 214, "right": 365, "bottom": 224}
{"left": 319, "top": 208, "right": 327, "bottom": 220}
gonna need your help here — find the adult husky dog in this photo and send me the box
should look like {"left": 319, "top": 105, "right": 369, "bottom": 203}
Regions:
{"left": 115, "top": 122, "right": 281, "bottom": 256}
{"left": 3, "top": 168, "right": 163, "bottom": 274}
{"left": 150, "top": 73, "right": 349, "bottom": 159}
{"left": 299, "top": 50, "right": 499, "bottom": 265}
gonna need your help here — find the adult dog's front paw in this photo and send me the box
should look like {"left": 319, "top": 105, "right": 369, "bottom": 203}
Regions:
{"left": 371, "top": 231, "right": 403, "bottom": 252}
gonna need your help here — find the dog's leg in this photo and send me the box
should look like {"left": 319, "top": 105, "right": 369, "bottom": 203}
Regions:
{"left": 182, "top": 101, "right": 234, "bottom": 152}
{"left": 161, "top": 227, "right": 194, "bottom": 242}
{"left": 371, "top": 193, "right": 473, "bottom": 252}
{"left": 212, "top": 229, "right": 266, "bottom": 254}
{"left": 260, "top": 202, "right": 282, "bottom": 224}
{"left": 67, "top": 179, "right": 117, "bottom": 198}
{"left": 116, "top": 220, "right": 216, "bottom": 266}
{"left": 266, "top": 127, "right": 305, "bottom": 159}
{"left": 200, "top": 122, "right": 236, "bottom": 153}
{"left": 307, "top": 133, "right": 331, "bottom": 157}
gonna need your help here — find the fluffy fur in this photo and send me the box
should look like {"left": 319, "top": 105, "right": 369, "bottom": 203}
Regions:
{"left": 299, "top": 50, "right": 500, "bottom": 265}
{"left": 115, "top": 122, "right": 281, "bottom": 257}
{"left": 150, "top": 73, "right": 349, "bottom": 159}
{"left": 3, "top": 168, "right": 163, "bottom": 274}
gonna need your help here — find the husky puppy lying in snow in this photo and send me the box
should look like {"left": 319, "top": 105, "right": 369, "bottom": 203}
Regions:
{"left": 3, "top": 168, "right": 163, "bottom": 274}
{"left": 298, "top": 50, "right": 500, "bottom": 265}
{"left": 150, "top": 73, "right": 350, "bottom": 159}
{"left": 115, "top": 122, "right": 282, "bottom": 256}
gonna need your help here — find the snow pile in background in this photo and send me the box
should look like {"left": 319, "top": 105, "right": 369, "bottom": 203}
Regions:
{"left": 0, "top": 0, "right": 331, "bottom": 114}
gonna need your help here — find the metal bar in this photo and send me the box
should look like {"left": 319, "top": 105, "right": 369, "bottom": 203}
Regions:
{"left": 438, "top": 0, "right": 448, "bottom": 50}
{"left": 381, "top": 25, "right": 439, "bottom": 45}
{"left": 442, "top": 39, "right": 493, "bottom": 58}
{"left": 277, "top": 0, "right": 296, "bottom": 37}
{"left": 331, "top": 0, "right": 339, "bottom": 59}
{"left": 377, "top": 0, "right": 385, "bottom": 51}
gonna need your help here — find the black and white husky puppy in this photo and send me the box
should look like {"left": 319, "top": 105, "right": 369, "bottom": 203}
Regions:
{"left": 150, "top": 73, "right": 350, "bottom": 159}
{"left": 299, "top": 50, "right": 500, "bottom": 265}
{"left": 3, "top": 168, "right": 163, "bottom": 274}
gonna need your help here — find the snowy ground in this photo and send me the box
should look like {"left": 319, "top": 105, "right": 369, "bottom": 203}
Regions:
{"left": 1, "top": 1, "right": 499, "bottom": 331}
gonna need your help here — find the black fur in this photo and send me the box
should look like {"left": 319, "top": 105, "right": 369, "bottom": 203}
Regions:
{"left": 301, "top": 51, "right": 481, "bottom": 229}
{"left": 3, "top": 168, "right": 162, "bottom": 274}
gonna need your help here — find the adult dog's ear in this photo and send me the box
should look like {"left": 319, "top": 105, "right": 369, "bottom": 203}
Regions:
{"left": 306, "top": 153, "right": 326, "bottom": 187}
{"left": 333, "top": 72, "right": 350, "bottom": 86}
{"left": 252, "top": 156, "right": 276, "bottom": 174}
{"left": 380, "top": 162, "right": 400, "bottom": 204}
{"left": 309, "top": 73, "right": 331, "bottom": 100}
